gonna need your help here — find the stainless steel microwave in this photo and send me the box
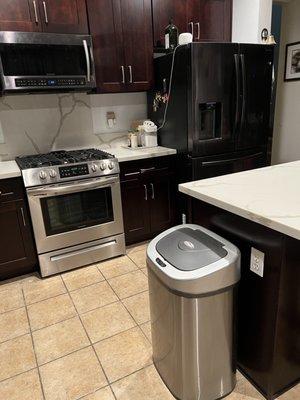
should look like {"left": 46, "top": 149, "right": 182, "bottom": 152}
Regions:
{"left": 0, "top": 31, "right": 96, "bottom": 94}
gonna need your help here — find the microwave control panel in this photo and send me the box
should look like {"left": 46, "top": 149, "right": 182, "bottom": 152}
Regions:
{"left": 15, "top": 78, "right": 86, "bottom": 88}
{"left": 59, "top": 164, "right": 89, "bottom": 179}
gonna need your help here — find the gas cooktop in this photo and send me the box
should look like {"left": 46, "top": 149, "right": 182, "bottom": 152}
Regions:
{"left": 16, "top": 148, "right": 119, "bottom": 188}
{"left": 16, "top": 148, "right": 114, "bottom": 170}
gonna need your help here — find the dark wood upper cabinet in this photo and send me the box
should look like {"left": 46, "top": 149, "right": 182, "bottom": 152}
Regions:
{"left": 87, "top": 0, "right": 153, "bottom": 92}
{"left": 152, "top": 0, "right": 189, "bottom": 48}
{"left": 38, "top": 0, "right": 88, "bottom": 33}
{"left": 121, "top": 0, "right": 153, "bottom": 91}
{"left": 0, "top": 0, "right": 41, "bottom": 32}
{"left": 152, "top": 0, "right": 232, "bottom": 48}
{"left": 87, "top": 0, "right": 125, "bottom": 92}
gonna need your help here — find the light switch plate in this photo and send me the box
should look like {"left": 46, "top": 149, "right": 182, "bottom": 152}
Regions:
{"left": 250, "top": 247, "right": 265, "bottom": 277}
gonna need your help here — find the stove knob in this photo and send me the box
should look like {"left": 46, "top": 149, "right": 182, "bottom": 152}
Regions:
{"left": 49, "top": 169, "right": 57, "bottom": 178}
{"left": 39, "top": 170, "right": 47, "bottom": 180}
{"left": 91, "top": 164, "right": 98, "bottom": 172}
{"left": 100, "top": 162, "right": 106, "bottom": 171}
{"left": 108, "top": 162, "right": 114, "bottom": 170}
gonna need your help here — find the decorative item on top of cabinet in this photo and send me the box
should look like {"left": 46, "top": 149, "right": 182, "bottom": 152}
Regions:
{"left": 120, "top": 156, "right": 177, "bottom": 244}
{"left": 0, "top": 178, "right": 37, "bottom": 280}
{"left": 152, "top": 0, "right": 232, "bottom": 49}
{"left": 0, "top": 0, "right": 88, "bottom": 34}
{"left": 87, "top": 0, "right": 153, "bottom": 93}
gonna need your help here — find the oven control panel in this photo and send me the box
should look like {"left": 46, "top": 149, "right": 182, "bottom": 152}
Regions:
{"left": 15, "top": 78, "right": 86, "bottom": 88}
{"left": 59, "top": 164, "right": 89, "bottom": 179}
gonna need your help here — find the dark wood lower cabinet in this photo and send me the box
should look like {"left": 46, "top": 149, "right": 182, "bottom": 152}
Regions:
{"left": 120, "top": 156, "right": 177, "bottom": 244}
{"left": 190, "top": 199, "right": 300, "bottom": 400}
{"left": 0, "top": 178, "right": 37, "bottom": 280}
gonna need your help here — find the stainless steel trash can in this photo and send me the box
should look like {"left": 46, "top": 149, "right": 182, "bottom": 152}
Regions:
{"left": 147, "top": 224, "right": 241, "bottom": 400}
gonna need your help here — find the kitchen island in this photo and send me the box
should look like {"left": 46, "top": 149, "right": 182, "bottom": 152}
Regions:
{"left": 179, "top": 160, "right": 300, "bottom": 400}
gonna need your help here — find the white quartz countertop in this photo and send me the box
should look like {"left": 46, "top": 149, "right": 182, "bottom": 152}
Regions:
{"left": 0, "top": 161, "right": 21, "bottom": 180}
{"left": 110, "top": 146, "right": 177, "bottom": 162}
{"left": 179, "top": 160, "right": 300, "bottom": 240}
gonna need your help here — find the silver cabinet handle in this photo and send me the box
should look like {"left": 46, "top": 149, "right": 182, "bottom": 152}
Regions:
{"left": 196, "top": 22, "right": 200, "bottom": 40}
{"left": 140, "top": 167, "right": 155, "bottom": 174}
{"left": 20, "top": 207, "right": 26, "bottom": 227}
{"left": 188, "top": 22, "right": 194, "bottom": 39}
{"left": 143, "top": 184, "right": 148, "bottom": 201}
{"left": 128, "top": 65, "right": 133, "bottom": 84}
{"left": 33, "top": 1, "right": 39, "bottom": 23}
{"left": 150, "top": 183, "right": 155, "bottom": 200}
{"left": 42, "top": 1, "right": 48, "bottom": 24}
{"left": 83, "top": 40, "right": 91, "bottom": 82}
{"left": 121, "top": 66, "right": 125, "bottom": 84}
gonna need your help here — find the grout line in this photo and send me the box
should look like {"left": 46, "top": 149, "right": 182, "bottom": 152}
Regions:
{"left": 0, "top": 366, "right": 37, "bottom": 385}
{"left": 109, "top": 363, "right": 154, "bottom": 388}
{"left": 30, "top": 314, "right": 77, "bottom": 334}
{"left": 0, "top": 304, "right": 25, "bottom": 316}
{"left": 21, "top": 288, "right": 46, "bottom": 400}
{"left": 60, "top": 278, "right": 113, "bottom": 398}
{"left": 25, "top": 290, "right": 68, "bottom": 307}
{"left": 0, "top": 331, "right": 30, "bottom": 347}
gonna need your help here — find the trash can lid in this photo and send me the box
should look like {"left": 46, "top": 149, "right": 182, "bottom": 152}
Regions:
{"left": 156, "top": 227, "right": 228, "bottom": 271}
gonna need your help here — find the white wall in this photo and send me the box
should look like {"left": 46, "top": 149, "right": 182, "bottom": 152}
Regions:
{"left": 232, "top": 0, "right": 272, "bottom": 43}
{"left": 272, "top": 0, "right": 300, "bottom": 164}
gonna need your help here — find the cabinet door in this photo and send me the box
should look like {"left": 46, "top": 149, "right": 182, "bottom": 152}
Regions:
{"left": 148, "top": 172, "right": 176, "bottom": 234}
{"left": 0, "top": 200, "right": 37, "bottom": 280}
{"left": 38, "top": 0, "right": 88, "bottom": 33}
{"left": 0, "top": 0, "right": 41, "bottom": 32}
{"left": 198, "top": 0, "right": 232, "bottom": 42}
{"left": 121, "top": 0, "right": 153, "bottom": 91}
{"left": 121, "top": 178, "right": 151, "bottom": 244}
{"left": 152, "top": 0, "right": 188, "bottom": 48}
{"left": 87, "top": 0, "right": 126, "bottom": 92}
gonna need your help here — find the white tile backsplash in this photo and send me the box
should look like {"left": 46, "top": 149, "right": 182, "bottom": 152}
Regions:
{"left": 0, "top": 92, "right": 147, "bottom": 161}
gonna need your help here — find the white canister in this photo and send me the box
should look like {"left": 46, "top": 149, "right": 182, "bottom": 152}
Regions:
{"left": 131, "top": 134, "right": 138, "bottom": 148}
{"left": 179, "top": 32, "right": 193, "bottom": 45}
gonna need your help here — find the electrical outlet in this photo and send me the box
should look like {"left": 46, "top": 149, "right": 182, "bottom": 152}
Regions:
{"left": 250, "top": 247, "right": 265, "bottom": 277}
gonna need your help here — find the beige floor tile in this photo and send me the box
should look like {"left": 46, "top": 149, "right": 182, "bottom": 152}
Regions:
{"left": 95, "top": 326, "right": 152, "bottom": 383}
{"left": 81, "top": 386, "right": 115, "bottom": 400}
{"left": 111, "top": 365, "right": 174, "bottom": 400}
{"left": 0, "top": 369, "right": 43, "bottom": 400}
{"left": 33, "top": 316, "right": 90, "bottom": 365}
{"left": 126, "top": 241, "right": 149, "bottom": 255}
{"left": 141, "top": 267, "right": 148, "bottom": 276}
{"left": 62, "top": 265, "right": 104, "bottom": 291}
{"left": 97, "top": 256, "right": 138, "bottom": 280}
{"left": 108, "top": 271, "right": 148, "bottom": 300}
{"left": 40, "top": 347, "right": 107, "bottom": 400}
{"left": 278, "top": 383, "right": 300, "bottom": 399}
{"left": 0, "top": 307, "right": 29, "bottom": 343}
{"left": 123, "top": 291, "right": 150, "bottom": 325}
{"left": 128, "top": 249, "right": 147, "bottom": 269}
{"left": 70, "top": 281, "right": 118, "bottom": 314}
{"left": 0, "top": 284, "right": 24, "bottom": 314}
{"left": 27, "top": 293, "right": 77, "bottom": 331}
{"left": 140, "top": 321, "right": 152, "bottom": 343}
{"left": 227, "top": 393, "right": 259, "bottom": 400}
{"left": 23, "top": 275, "right": 66, "bottom": 305}
{"left": 81, "top": 301, "right": 135, "bottom": 343}
{"left": 0, "top": 334, "right": 36, "bottom": 381}
{"left": 235, "top": 372, "right": 264, "bottom": 399}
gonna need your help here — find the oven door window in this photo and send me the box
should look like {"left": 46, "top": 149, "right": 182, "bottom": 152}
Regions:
{"left": 40, "top": 187, "right": 114, "bottom": 236}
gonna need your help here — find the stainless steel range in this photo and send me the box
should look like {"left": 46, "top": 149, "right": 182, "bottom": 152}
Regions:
{"left": 16, "top": 149, "right": 125, "bottom": 277}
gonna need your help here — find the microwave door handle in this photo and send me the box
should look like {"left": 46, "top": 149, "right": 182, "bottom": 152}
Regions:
{"left": 83, "top": 40, "right": 91, "bottom": 82}
{"left": 28, "top": 176, "right": 118, "bottom": 197}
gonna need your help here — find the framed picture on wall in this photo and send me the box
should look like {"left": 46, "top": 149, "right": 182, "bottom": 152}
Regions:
{"left": 284, "top": 41, "right": 300, "bottom": 81}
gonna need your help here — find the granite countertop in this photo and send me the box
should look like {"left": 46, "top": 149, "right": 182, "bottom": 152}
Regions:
{"left": 179, "top": 160, "right": 300, "bottom": 240}
{"left": 0, "top": 146, "right": 177, "bottom": 180}
{"left": 0, "top": 161, "right": 21, "bottom": 179}
{"left": 110, "top": 146, "right": 177, "bottom": 162}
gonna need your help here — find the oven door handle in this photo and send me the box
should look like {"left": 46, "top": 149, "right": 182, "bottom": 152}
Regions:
{"left": 27, "top": 176, "right": 118, "bottom": 197}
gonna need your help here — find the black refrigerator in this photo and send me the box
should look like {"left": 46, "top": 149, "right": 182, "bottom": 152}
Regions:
{"left": 148, "top": 42, "right": 274, "bottom": 215}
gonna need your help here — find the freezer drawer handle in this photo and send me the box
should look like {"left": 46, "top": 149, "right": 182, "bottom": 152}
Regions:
{"left": 240, "top": 54, "right": 246, "bottom": 128}
{"left": 234, "top": 54, "right": 240, "bottom": 132}
{"left": 201, "top": 153, "right": 263, "bottom": 167}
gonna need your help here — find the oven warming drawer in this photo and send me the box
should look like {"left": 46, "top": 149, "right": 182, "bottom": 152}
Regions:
{"left": 38, "top": 233, "right": 125, "bottom": 277}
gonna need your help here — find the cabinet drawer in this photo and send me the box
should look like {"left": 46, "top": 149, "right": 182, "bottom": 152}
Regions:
{"left": 120, "top": 156, "right": 176, "bottom": 182}
{"left": 0, "top": 178, "right": 24, "bottom": 202}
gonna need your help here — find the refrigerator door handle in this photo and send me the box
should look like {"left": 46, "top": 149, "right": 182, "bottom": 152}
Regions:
{"left": 234, "top": 54, "right": 240, "bottom": 131}
{"left": 240, "top": 54, "right": 246, "bottom": 128}
{"left": 201, "top": 152, "right": 264, "bottom": 167}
